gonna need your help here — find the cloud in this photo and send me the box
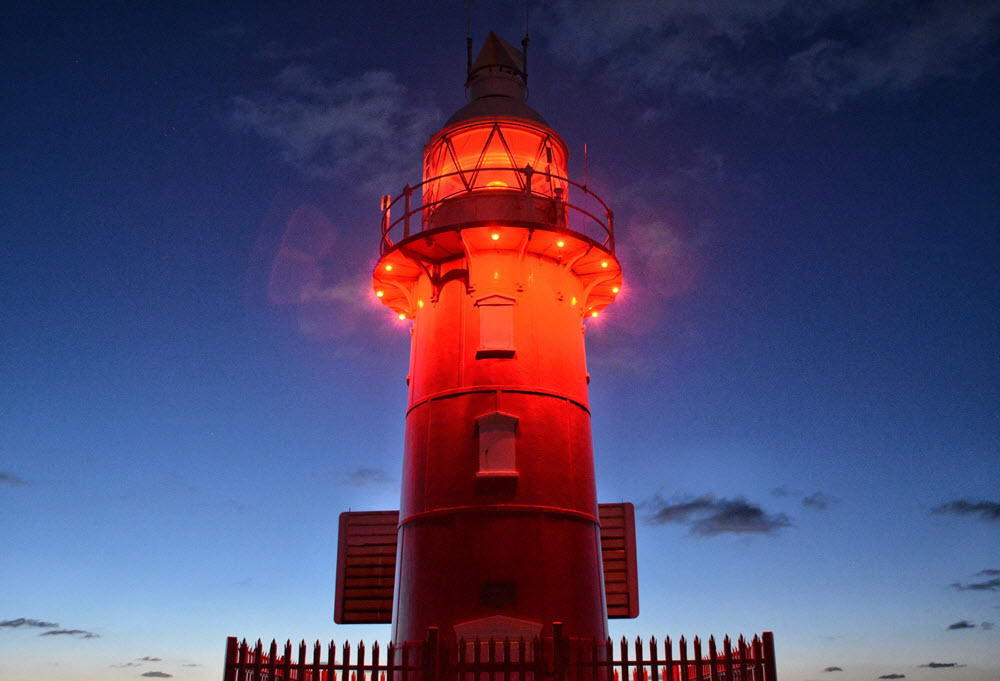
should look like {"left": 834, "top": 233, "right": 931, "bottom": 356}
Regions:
{"left": 141, "top": 673, "right": 173, "bottom": 679}
{"left": 341, "top": 468, "right": 395, "bottom": 488}
{"left": 0, "top": 472, "right": 26, "bottom": 487}
{"left": 933, "top": 500, "right": 1000, "bottom": 522}
{"left": 879, "top": 675, "right": 905, "bottom": 679}
{"left": 981, "top": 622, "right": 994, "bottom": 631}
{"left": 822, "top": 667, "right": 843, "bottom": 673}
{"left": 0, "top": 618, "right": 57, "bottom": 629}
{"left": 39, "top": 629, "right": 99, "bottom": 639}
{"left": 111, "top": 662, "right": 141, "bottom": 668}
{"left": 542, "top": 1, "right": 1000, "bottom": 109}
{"left": 947, "top": 620, "right": 975, "bottom": 630}
{"left": 919, "top": 662, "right": 964, "bottom": 669}
{"left": 263, "top": 204, "right": 383, "bottom": 342}
{"left": 645, "top": 493, "right": 791, "bottom": 536}
{"left": 951, "top": 572, "right": 1000, "bottom": 591}
{"left": 138, "top": 656, "right": 162, "bottom": 662}
{"left": 232, "top": 66, "right": 441, "bottom": 193}
{"left": 802, "top": 492, "right": 835, "bottom": 510}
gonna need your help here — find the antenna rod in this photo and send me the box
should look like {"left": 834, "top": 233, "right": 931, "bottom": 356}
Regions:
{"left": 466, "top": 0, "right": 473, "bottom": 78}
{"left": 522, "top": 0, "right": 530, "bottom": 86}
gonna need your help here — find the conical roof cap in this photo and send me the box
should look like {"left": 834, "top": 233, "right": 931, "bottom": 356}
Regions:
{"left": 469, "top": 31, "right": 524, "bottom": 78}
{"left": 444, "top": 31, "right": 546, "bottom": 126}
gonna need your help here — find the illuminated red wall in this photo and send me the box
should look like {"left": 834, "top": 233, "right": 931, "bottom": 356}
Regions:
{"left": 372, "top": 36, "right": 622, "bottom": 644}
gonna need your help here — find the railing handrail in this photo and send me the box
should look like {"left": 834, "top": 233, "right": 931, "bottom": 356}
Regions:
{"left": 378, "top": 165, "right": 615, "bottom": 257}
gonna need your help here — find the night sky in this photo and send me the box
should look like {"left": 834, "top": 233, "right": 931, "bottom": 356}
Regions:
{"left": 2, "top": 3, "right": 998, "bottom": 681}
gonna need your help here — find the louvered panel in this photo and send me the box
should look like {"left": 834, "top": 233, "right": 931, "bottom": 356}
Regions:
{"left": 334, "top": 510, "right": 399, "bottom": 624}
{"left": 599, "top": 502, "right": 639, "bottom": 619}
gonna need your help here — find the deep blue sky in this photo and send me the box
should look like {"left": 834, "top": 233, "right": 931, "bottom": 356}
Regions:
{"left": 2, "top": 3, "right": 998, "bottom": 681}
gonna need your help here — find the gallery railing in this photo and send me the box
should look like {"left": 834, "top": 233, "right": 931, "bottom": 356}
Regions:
{"left": 378, "top": 166, "right": 615, "bottom": 257}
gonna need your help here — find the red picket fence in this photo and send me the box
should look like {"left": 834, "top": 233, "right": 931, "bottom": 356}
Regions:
{"left": 222, "top": 625, "right": 776, "bottom": 681}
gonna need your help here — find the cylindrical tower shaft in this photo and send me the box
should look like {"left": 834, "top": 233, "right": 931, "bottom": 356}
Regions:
{"left": 373, "top": 32, "right": 622, "bottom": 645}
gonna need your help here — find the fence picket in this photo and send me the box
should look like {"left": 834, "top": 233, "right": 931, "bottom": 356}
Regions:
{"left": 267, "top": 640, "right": 278, "bottom": 681}
{"left": 752, "top": 636, "right": 763, "bottom": 681}
{"left": 694, "top": 637, "right": 704, "bottom": 681}
{"left": 737, "top": 637, "right": 748, "bottom": 681}
{"left": 708, "top": 637, "right": 719, "bottom": 681}
{"left": 222, "top": 625, "right": 775, "bottom": 681}
{"left": 678, "top": 637, "right": 688, "bottom": 681}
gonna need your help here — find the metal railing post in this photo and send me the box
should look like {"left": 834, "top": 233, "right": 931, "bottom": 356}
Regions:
{"left": 404, "top": 185, "right": 413, "bottom": 239}
{"left": 607, "top": 209, "right": 615, "bottom": 253}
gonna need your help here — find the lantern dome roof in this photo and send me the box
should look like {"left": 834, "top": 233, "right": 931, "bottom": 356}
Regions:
{"left": 444, "top": 31, "right": 548, "bottom": 127}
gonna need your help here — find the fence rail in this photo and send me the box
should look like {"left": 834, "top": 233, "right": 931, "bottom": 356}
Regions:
{"left": 223, "top": 625, "right": 775, "bottom": 681}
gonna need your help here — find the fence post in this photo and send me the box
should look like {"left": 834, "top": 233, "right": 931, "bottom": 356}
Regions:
{"left": 552, "top": 622, "right": 567, "bottom": 681}
{"left": 762, "top": 633, "right": 776, "bottom": 681}
{"left": 223, "top": 636, "right": 238, "bottom": 681}
{"left": 425, "top": 627, "right": 440, "bottom": 681}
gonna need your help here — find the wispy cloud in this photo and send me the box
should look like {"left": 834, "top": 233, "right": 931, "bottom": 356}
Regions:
{"left": 341, "top": 468, "right": 395, "bottom": 488}
{"left": 878, "top": 674, "right": 905, "bottom": 679}
{"left": 802, "top": 492, "right": 836, "bottom": 510}
{"left": 142, "top": 673, "right": 173, "bottom": 679}
{"left": 543, "top": 1, "right": 1000, "bottom": 110}
{"left": 951, "top": 568, "right": 1000, "bottom": 592}
{"left": 822, "top": 667, "right": 843, "bottom": 673}
{"left": 919, "top": 662, "right": 964, "bottom": 669}
{"left": 644, "top": 493, "right": 791, "bottom": 536}
{"left": 39, "top": 628, "right": 99, "bottom": 639}
{"left": 232, "top": 66, "right": 441, "bottom": 193}
{"left": 933, "top": 499, "right": 1000, "bottom": 522}
{"left": 0, "top": 472, "right": 26, "bottom": 487}
{"left": 982, "top": 621, "right": 995, "bottom": 631}
{"left": 138, "top": 656, "right": 162, "bottom": 662}
{"left": 262, "top": 203, "right": 384, "bottom": 342}
{"left": 0, "top": 618, "right": 57, "bottom": 629}
{"left": 947, "top": 620, "right": 975, "bottom": 630}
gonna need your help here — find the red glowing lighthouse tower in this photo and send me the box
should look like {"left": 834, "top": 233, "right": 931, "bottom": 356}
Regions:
{"left": 335, "top": 32, "right": 635, "bottom": 645}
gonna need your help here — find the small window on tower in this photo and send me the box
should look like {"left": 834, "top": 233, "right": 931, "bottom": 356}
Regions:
{"left": 475, "top": 294, "right": 516, "bottom": 359}
{"left": 476, "top": 411, "right": 518, "bottom": 476}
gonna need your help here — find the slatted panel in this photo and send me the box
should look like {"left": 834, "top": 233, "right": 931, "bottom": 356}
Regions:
{"left": 334, "top": 510, "right": 399, "bottom": 624}
{"left": 599, "top": 502, "right": 639, "bottom": 619}
{"left": 334, "top": 505, "right": 638, "bottom": 622}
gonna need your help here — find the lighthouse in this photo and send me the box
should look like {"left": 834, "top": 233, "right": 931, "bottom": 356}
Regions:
{"left": 335, "top": 32, "right": 636, "bottom": 645}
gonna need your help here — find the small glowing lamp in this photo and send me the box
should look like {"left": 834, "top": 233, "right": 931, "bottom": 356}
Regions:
{"left": 612, "top": 286, "right": 619, "bottom": 294}
{"left": 385, "top": 264, "right": 393, "bottom": 271}
{"left": 571, "top": 296, "right": 577, "bottom": 306}
{"left": 376, "top": 290, "right": 385, "bottom": 298}
{"left": 601, "top": 261, "right": 609, "bottom": 268}
{"left": 398, "top": 313, "right": 406, "bottom": 320}
{"left": 557, "top": 240, "right": 565, "bottom": 247}
{"left": 486, "top": 180, "right": 508, "bottom": 188}
{"left": 591, "top": 311, "right": 599, "bottom": 318}
{"left": 418, "top": 299, "right": 424, "bottom": 308}
{"left": 490, "top": 232, "right": 500, "bottom": 241}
